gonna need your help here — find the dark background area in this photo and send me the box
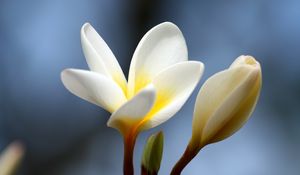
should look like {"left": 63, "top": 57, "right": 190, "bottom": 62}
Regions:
{"left": 0, "top": 0, "right": 299, "bottom": 174}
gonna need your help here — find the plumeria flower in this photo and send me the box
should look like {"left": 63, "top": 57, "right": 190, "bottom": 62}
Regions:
{"left": 61, "top": 22, "right": 204, "bottom": 136}
{"left": 61, "top": 22, "right": 204, "bottom": 174}
{"left": 171, "top": 55, "right": 262, "bottom": 175}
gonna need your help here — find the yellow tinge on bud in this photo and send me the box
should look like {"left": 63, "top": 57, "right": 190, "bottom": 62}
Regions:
{"left": 191, "top": 55, "right": 262, "bottom": 148}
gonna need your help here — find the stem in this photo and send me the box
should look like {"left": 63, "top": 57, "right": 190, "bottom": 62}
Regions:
{"left": 141, "top": 165, "right": 147, "bottom": 175}
{"left": 123, "top": 133, "right": 137, "bottom": 175}
{"left": 141, "top": 165, "right": 157, "bottom": 175}
{"left": 170, "top": 145, "right": 200, "bottom": 175}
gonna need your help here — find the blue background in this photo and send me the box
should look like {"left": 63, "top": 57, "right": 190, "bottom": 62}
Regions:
{"left": 0, "top": 0, "right": 299, "bottom": 174}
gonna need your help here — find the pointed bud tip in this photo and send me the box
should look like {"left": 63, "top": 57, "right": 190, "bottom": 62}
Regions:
{"left": 231, "top": 55, "right": 260, "bottom": 69}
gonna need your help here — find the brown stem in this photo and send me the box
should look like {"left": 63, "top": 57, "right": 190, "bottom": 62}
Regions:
{"left": 141, "top": 165, "right": 147, "bottom": 175}
{"left": 123, "top": 133, "right": 137, "bottom": 175}
{"left": 170, "top": 145, "right": 200, "bottom": 175}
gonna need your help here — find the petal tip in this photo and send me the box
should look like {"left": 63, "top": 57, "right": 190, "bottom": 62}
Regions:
{"left": 60, "top": 68, "right": 79, "bottom": 88}
{"left": 159, "top": 21, "right": 181, "bottom": 33}
{"left": 192, "top": 60, "right": 205, "bottom": 70}
{"left": 185, "top": 61, "right": 205, "bottom": 78}
{"left": 61, "top": 68, "right": 77, "bottom": 78}
{"left": 81, "top": 22, "right": 95, "bottom": 38}
{"left": 150, "top": 21, "right": 182, "bottom": 35}
{"left": 158, "top": 21, "right": 177, "bottom": 27}
{"left": 60, "top": 69, "right": 71, "bottom": 81}
{"left": 81, "top": 22, "right": 92, "bottom": 31}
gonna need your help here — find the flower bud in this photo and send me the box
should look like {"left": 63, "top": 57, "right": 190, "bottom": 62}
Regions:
{"left": 191, "top": 55, "right": 262, "bottom": 148}
{"left": 141, "top": 131, "right": 164, "bottom": 175}
{"left": 0, "top": 142, "right": 24, "bottom": 175}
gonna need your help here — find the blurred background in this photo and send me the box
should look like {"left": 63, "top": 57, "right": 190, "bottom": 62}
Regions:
{"left": 0, "top": 0, "right": 299, "bottom": 174}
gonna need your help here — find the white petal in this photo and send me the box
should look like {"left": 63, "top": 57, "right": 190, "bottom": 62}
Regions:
{"left": 140, "top": 61, "right": 204, "bottom": 130}
{"left": 127, "top": 22, "right": 188, "bottom": 98}
{"left": 107, "top": 85, "right": 156, "bottom": 135}
{"left": 61, "top": 69, "right": 127, "bottom": 113}
{"left": 81, "top": 23, "right": 127, "bottom": 92}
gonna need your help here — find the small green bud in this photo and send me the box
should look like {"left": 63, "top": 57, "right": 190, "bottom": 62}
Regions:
{"left": 141, "top": 131, "right": 164, "bottom": 175}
